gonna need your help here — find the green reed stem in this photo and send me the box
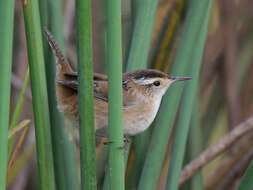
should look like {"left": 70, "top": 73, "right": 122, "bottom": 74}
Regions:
{"left": 22, "top": 0, "right": 55, "bottom": 189}
{"left": 106, "top": 1, "right": 125, "bottom": 190}
{"left": 127, "top": 0, "right": 158, "bottom": 70}
{"left": 126, "top": 0, "right": 158, "bottom": 70}
{"left": 39, "top": 0, "right": 78, "bottom": 189}
{"left": 125, "top": 1, "right": 158, "bottom": 188}
{"left": 138, "top": 1, "right": 211, "bottom": 189}
{"left": 166, "top": 1, "right": 212, "bottom": 189}
{"left": 0, "top": 0, "right": 15, "bottom": 189}
{"left": 76, "top": 0, "right": 97, "bottom": 189}
{"left": 187, "top": 100, "right": 203, "bottom": 190}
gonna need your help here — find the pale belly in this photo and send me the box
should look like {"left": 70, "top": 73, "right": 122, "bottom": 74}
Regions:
{"left": 94, "top": 98, "right": 162, "bottom": 136}
{"left": 123, "top": 101, "right": 160, "bottom": 136}
{"left": 123, "top": 113, "right": 156, "bottom": 136}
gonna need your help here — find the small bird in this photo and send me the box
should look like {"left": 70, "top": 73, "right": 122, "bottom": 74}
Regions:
{"left": 44, "top": 29, "right": 191, "bottom": 137}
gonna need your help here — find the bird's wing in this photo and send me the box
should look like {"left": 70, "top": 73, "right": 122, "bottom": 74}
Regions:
{"left": 57, "top": 78, "right": 109, "bottom": 102}
{"left": 94, "top": 78, "right": 139, "bottom": 107}
{"left": 64, "top": 72, "right": 108, "bottom": 81}
{"left": 122, "top": 78, "right": 139, "bottom": 107}
{"left": 94, "top": 73, "right": 108, "bottom": 81}
{"left": 94, "top": 80, "right": 109, "bottom": 102}
{"left": 57, "top": 76, "right": 138, "bottom": 107}
{"left": 57, "top": 80, "right": 78, "bottom": 91}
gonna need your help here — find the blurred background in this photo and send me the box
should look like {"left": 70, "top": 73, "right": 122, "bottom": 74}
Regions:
{"left": 7, "top": 0, "right": 253, "bottom": 189}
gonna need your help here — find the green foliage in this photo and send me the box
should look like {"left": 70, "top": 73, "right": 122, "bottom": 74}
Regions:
{"left": 76, "top": 0, "right": 97, "bottom": 189}
{"left": 0, "top": 0, "right": 15, "bottom": 189}
{"left": 125, "top": 1, "right": 158, "bottom": 189}
{"left": 187, "top": 101, "right": 203, "bottom": 190}
{"left": 106, "top": 1, "right": 125, "bottom": 190}
{"left": 7, "top": 1, "right": 253, "bottom": 189}
{"left": 166, "top": 1, "right": 212, "bottom": 189}
{"left": 138, "top": 1, "right": 212, "bottom": 190}
{"left": 39, "top": 0, "right": 78, "bottom": 189}
{"left": 22, "top": 0, "right": 55, "bottom": 189}
{"left": 126, "top": 0, "right": 158, "bottom": 70}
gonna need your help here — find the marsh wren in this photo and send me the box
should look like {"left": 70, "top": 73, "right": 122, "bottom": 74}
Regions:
{"left": 44, "top": 29, "right": 191, "bottom": 137}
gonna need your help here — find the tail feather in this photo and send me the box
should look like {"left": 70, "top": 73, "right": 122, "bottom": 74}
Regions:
{"left": 43, "top": 28, "right": 77, "bottom": 115}
{"left": 43, "top": 28, "right": 74, "bottom": 74}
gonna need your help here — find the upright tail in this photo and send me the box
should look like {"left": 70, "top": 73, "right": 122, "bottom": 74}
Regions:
{"left": 43, "top": 28, "right": 77, "bottom": 116}
{"left": 43, "top": 28, "right": 74, "bottom": 74}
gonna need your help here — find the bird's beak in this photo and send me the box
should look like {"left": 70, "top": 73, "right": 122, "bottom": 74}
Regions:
{"left": 169, "top": 76, "right": 192, "bottom": 81}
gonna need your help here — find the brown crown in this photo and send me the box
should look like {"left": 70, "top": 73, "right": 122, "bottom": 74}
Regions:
{"left": 124, "top": 69, "right": 169, "bottom": 80}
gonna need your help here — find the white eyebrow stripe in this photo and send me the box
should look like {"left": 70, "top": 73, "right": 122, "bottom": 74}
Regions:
{"left": 133, "top": 78, "right": 160, "bottom": 85}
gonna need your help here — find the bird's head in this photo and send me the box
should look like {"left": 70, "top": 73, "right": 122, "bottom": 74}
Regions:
{"left": 125, "top": 69, "right": 191, "bottom": 98}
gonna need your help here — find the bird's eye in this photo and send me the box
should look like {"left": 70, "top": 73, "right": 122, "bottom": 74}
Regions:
{"left": 153, "top": 81, "right": 160, "bottom": 86}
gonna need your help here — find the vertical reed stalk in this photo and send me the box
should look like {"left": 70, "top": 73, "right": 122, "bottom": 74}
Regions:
{"left": 76, "top": 0, "right": 97, "bottom": 189}
{"left": 106, "top": 0, "right": 125, "bottom": 190}
{"left": 126, "top": 0, "right": 158, "bottom": 70}
{"left": 0, "top": 0, "right": 14, "bottom": 189}
{"left": 22, "top": 0, "right": 55, "bottom": 189}
{"left": 39, "top": 0, "right": 78, "bottom": 189}
{"left": 125, "top": 1, "right": 158, "bottom": 189}
{"left": 166, "top": 1, "right": 212, "bottom": 189}
{"left": 188, "top": 100, "right": 203, "bottom": 190}
{"left": 138, "top": 1, "right": 211, "bottom": 189}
